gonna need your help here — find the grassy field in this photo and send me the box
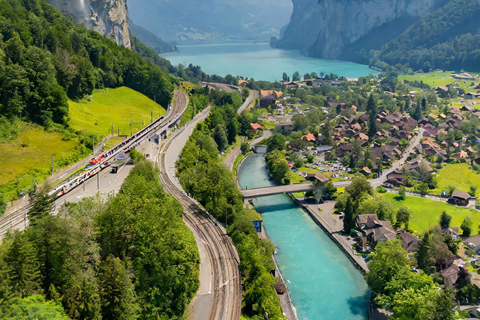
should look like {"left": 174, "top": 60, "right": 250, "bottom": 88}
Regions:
{"left": 104, "top": 136, "right": 126, "bottom": 150}
{"left": 0, "top": 124, "right": 84, "bottom": 200}
{"left": 399, "top": 71, "right": 479, "bottom": 94}
{"left": 69, "top": 87, "right": 166, "bottom": 137}
{"left": 380, "top": 193, "right": 480, "bottom": 235}
{"left": 431, "top": 163, "right": 480, "bottom": 195}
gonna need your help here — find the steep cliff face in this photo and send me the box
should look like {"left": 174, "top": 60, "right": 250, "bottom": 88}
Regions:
{"left": 276, "top": 0, "right": 447, "bottom": 59}
{"left": 46, "top": 0, "right": 130, "bottom": 48}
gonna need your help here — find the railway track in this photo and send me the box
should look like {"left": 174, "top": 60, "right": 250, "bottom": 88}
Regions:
{"left": 0, "top": 90, "right": 188, "bottom": 237}
{"left": 157, "top": 109, "right": 242, "bottom": 320}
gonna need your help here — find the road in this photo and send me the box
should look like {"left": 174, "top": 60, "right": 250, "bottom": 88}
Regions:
{"left": 370, "top": 128, "right": 424, "bottom": 188}
{"left": 0, "top": 90, "right": 189, "bottom": 237}
{"left": 157, "top": 107, "right": 242, "bottom": 320}
{"left": 236, "top": 89, "right": 256, "bottom": 114}
{"left": 224, "top": 130, "right": 271, "bottom": 171}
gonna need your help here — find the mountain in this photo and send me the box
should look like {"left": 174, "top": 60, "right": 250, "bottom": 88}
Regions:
{"left": 129, "top": 20, "right": 175, "bottom": 54}
{"left": 275, "top": 0, "right": 448, "bottom": 59}
{"left": 275, "top": 0, "right": 480, "bottom": 72}
{"left": 127, "top": 0, "right": 293, "bottom": 43}
{"left": 46, "top": 0, "right": 130, "bottom": 48}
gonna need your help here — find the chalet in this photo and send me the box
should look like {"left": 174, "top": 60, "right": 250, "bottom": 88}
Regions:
{"left": 356, "top": 133, "right": 369, "bottom": 145}
{"left": 359, "top": 167, "right": 372, "bottom": 176}
{"left": 386, "top": 169, "right": 404, "bottom": 186}
{"left": 250, "top": 123, "right": 263, "bottom": 133}
{"left": 355, "top": 214, "right": 396, "bottom": 248}
{"left": 302, "top": 133, "right": 316, "bottom": 143}
{"left": 439, "top": 265, "right": 460, "bottom": 288}
{"left": 336, "top": 143, "right": 352, "bottom": 156}
{"left": 351, "top": 123, "right": 362, "bottom": 131}
{"left": 451, "top": 190, "right": 470, "bottom": 206}
{"left": 358, "top": 114, "right": 369, "bottom": 124}
{"left": 285, "top": 82, "right": 300, "bottom": 89}
{"left": 260, "top": 90, "right": 283, "bottom": 100}
{"left": 465, "top": 234, "right": 480, "bottom": 255}
{"left": 400, "top": 232, "right": 419, "bottom": 253}
{"left": 441, "top": 226, "right": 461, "bottom": 240}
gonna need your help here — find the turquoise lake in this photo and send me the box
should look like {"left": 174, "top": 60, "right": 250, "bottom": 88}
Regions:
{"left": 238, "top": 154, "right": 370, "bottom": 320}
{"left": 161, "top": 42, "right": 378, "bottom": 82}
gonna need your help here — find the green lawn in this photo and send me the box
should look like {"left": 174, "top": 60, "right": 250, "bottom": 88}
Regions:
{"left": 104, "top": 136, "right": 126, "bottom": 150}
{"left": 298, "top": 166, "right": 320, "bottom": 174}
{"left": 69, "top": 87, "right": 166, "bottom": 137}
{"left": 380, "top": 193, "right": 480, "bottom": 235}
{"left": 398, "top": 71, "right": 455, "bottom": 88}
{"left": 0, "top": 124, "right": 84, "bottom": 200}
{"left": 432, "top": 163, "right": 480, "bottom": 195}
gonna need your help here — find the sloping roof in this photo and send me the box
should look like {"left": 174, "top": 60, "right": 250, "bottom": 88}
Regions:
{"left": 250, "top": 123, "right": 263, "bottom": 131}
{"left": 400, "top": 232, "right": 419, "bottom": 252}
{"left": 439, "top": 264, "right": 459, "bottom": 278}
{"left": 314, "top": 173, "right": 330, "bottom": 183}
{"left": 356, "top": 214, "right": 379, "bottom": 226}
{"left": 452, "top": 190, "right": 470, "bottom": 200}
{"left": 442, "top": 226, "right": 460, "bottom": 235}
{"left": 302, "top": 133, "right": 316, "bottom": 142}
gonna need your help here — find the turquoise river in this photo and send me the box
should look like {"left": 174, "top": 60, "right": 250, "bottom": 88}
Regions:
{"left": 161, "top": 42, "right": 378, "bottom": 82}
{"left": 238, "top": 153, "right": 370, "bottom": 320}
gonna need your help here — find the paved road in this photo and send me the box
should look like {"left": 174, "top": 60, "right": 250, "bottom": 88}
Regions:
{"left": 157, "top": 107, "right": 242, "bottom": 320}
{"left": 241, "top": 180, "right": 351, "bottom": 199}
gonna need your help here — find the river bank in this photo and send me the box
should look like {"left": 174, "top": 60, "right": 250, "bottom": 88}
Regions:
{"left": 238, "top": 153, "right": 370, "bottom": 320}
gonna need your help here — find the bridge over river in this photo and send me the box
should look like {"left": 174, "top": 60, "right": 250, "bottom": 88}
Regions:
{"left": 241, "top": 180, "right": 352, "bottom": 200}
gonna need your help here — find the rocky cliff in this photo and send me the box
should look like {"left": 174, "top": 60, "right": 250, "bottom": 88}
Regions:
{"left": 275, "top": 0, "right": 448, "bottom": 59}
{"left": 46, "top": 0, "right": 130, "bottom": 48}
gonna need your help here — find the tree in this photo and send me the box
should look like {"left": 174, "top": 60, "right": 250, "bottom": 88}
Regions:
{"left": 240, "top": 142, "right": 250, "bottom": 155}
{"left": 398, "top": 185, "right": 406, "bottom": 200}
{"left": 342, "top": 175, "right": 374, "bottom": 232}
{"left": 416, "top": 232, "right": 435, "bottom": 274}
{"left": 446, "top": 185, "right": 456, "bottom": 196}
{"left": 303, "top": 73, "right": 311, "bottom": 80}
{"left": 367, "top": 94, "right": 377, "bottom": 137}
{"left": 4, "top": 295, "right": 70, "bottom": 320}
{"left": 27, "top": 185, "right": 55, "bottom": 224}
{"left": 292, "top": 71, "right": 300, "bottom": 81}
{"left": 396, "top": 206, "right": 412, "bottom": 230}
{"left": 306, "top": 153, "right": 315, "bottom": 164}
{"left": 98, "top": 256, "right": 139, "bottom": 320}
{"left": 414, "top": 101, "right": 422, "bottom": 120}
{"left": 439, "top": 211, "right": 452, "bottom": 228}
{"left": 323, "top": 182, "right": 337, "bottom": 199}
{"left": 226, "top": 119, "right": 238, "bottom": 145}
{"left": 213, "top": 124, "right": 228, "bottom": 152}
{"left": 266, "top": 133, "right": 286, "bottom": 152}
{"left": 365, "top": 240, "right": 410, "bottom": 294}
{"left": 469, "top": 185, "right": 477, "bottom": 197}
{"left": 461, "top": 217, "right": 473, "bottom": 237}
{"left": 418, "top": 183, "right": 428, "bottom": 195}
{"left": 282, "top": 72, "right": 288, "bottom": 82}
{"left": 421, "top": 97, "right": 427, "bottom": 111}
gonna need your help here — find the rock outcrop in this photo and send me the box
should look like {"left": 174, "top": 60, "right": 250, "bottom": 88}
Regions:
{"left": 46, "top": 0, "right": 130, "bottom": 48}
{"left": 275, "top": 0, "right": 448, "bottom": 59}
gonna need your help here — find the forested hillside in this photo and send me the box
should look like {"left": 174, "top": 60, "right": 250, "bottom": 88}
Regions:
{"left": 376, "top": 0, "right": 480, "bottom": 72}
{"left": 0, "top": 162, "right": 200, "bottom": 319}
{"left": 0, "top": 0, "right": 175, "bottom": 130}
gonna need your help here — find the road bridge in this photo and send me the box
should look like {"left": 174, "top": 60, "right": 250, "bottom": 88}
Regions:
{"left": 241, "top": 180, "right": 352, "bottom": 199}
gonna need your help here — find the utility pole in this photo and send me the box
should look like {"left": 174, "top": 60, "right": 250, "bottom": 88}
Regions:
{"left": 92, "top": 136, "right": 95, "bottom": 155}
{"left": 130, "top": 119, "right": 132, "bottom": 137}
{"left": 97, "top": 172, "right": 99, "bottom": 191}
{"left": 151, "top": 111, "right": 153, "bottom": 123}
{"left": 51, "top": 155, "right": 54, "bottom": 176}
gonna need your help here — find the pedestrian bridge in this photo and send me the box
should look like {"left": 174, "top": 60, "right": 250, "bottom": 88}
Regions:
{"left": 241, "top": 180, "right": 352, "bottom": 200}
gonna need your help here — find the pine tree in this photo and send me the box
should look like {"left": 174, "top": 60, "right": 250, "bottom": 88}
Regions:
{"left": 28, "top": 185, "right": 55, "bottom": 224}
{"left": 415, "top": 232, "right": 435, "bottom": 274}
{"left": 99, "top": 255, "right": 139, "bottom": 320}
{"left": 421, "top": 97, "right": 427, "bottom": 111}
{"left": 414, "top": 102, "right": 422, "bottom": 120}
{"left": 4, "top": 231, "right": 42, "bottom": 298}
{"left": 367, "top": 94, "right": 377, "bottom": 137}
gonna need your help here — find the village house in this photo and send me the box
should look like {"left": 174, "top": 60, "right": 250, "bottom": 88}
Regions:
{"left": 302, "top": 133, "right": 316, "bottom": 143}
{"left": 386, "top": 169, "right": 404, "bottom": 186}
{"left": 238, "top": 79, "right": 248, "bottom": 87}
{"left": 400, "top": 232, "right": 420, "bottom": 253}
{"left": 355, "top": 214, "right": 396, "bottom": 249}
{"left": 439, "top": 265, "right": 460, "bottom": 288}
{"left": 441, "top": 226, "right": 461, "bottom": 240}
{"left": 260, "top": 90, "right": 283, "bottom": 100}
{"left": 250, "top": 123, "right": 263, "bottom": 133}
{"left": 451, "top": 190, "right": 471, "bottom": 206}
